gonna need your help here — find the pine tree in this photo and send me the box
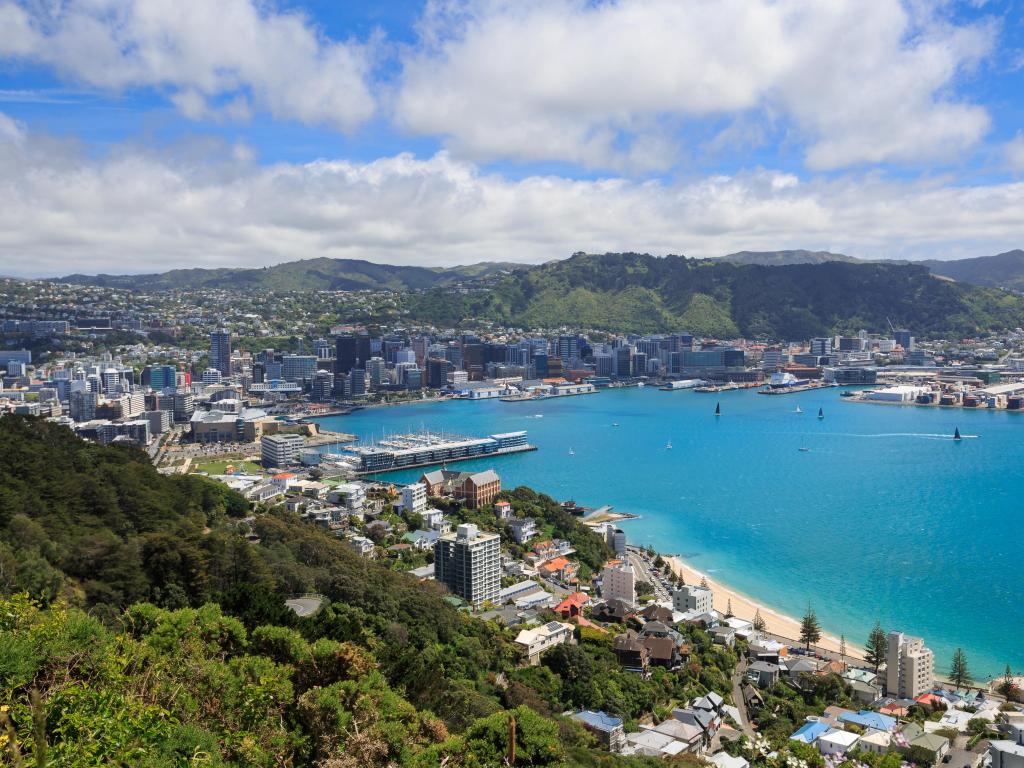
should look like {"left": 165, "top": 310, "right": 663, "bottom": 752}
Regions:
{"left": 950, "top": 648, "right": 972, "bottom": 691}
{"left": 725, "top": 598, "right": 734, "bottom": 618}
{"left": 700, "top": 576, "right": 709, "bottom": 589}
{"left": 865, "top": 621, "right": 888, "bottom": 673}
{"left": 799, "top": 602, "right": 821, "bottom": 651}
{"left": 752, "top": 610, "right": 766, "bottom": 632}
{"left": 839, "top": 634, "right": 847, "bottom": 663}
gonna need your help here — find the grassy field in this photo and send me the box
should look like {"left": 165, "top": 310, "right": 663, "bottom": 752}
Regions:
{"left": 193, "top": 458, "right": 263, "bottom": 476}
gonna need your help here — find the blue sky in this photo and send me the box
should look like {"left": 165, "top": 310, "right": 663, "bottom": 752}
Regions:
{"left": 0, "top": 0, "right": 1022, "bottom": 276}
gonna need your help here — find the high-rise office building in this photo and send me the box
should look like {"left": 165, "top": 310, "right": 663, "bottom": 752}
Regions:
{"left": 433, "top": 523, "right": 500, "bottom": 606}
{"left": 335, "top": 335, "right": 357, "bottom": 374}
{"left": 894, "top": 329, "right": 914, "bottom": 351}
{"left": 885, "top": 631, "right": 934, "bottom": 698}
{"left": 210, "top": 329, "right": 232, "bottom": 377}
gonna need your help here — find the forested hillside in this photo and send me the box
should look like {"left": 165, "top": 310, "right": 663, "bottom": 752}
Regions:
{"left": 56, "top": 257, "right": 522, "bottom": 292}
{"left": 0, "top": 417, "right": 728, "bottom": 766}
{"left": 405, "top": 252, "right": 1024, "bottom": 337}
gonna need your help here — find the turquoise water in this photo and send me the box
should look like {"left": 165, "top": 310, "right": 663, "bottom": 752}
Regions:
{"left": 316, "top": 387, "right": 1023, "bottom": 679}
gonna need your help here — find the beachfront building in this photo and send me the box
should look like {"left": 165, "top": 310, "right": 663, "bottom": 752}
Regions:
{"left": 601, "top": 561, "right": 636, "bottom": 606}
{"left": 673, "top": 584, "right": 713, "bottom": 614}
{"left": 433, "top": 523, "right": 500, "bottom": 607}
{"left": 885, "top": 631, "right": 935, "bottom": 699}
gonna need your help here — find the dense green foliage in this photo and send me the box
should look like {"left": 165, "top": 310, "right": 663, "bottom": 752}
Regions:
{"left": 0, "top": 416, "right": 677, "bottom": 766}
{"left": 405, "top": 252, "right": 1024, "bottom": 337}
{"left": 57, "top": 257, "right": 522, "bottom": 292}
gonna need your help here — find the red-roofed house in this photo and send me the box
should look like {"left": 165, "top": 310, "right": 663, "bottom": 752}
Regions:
{"left": 555, "top": 592, "right": 590, "bottom": 619}
{"left": 538, "top": 556, "right": 578, "bottom": 583}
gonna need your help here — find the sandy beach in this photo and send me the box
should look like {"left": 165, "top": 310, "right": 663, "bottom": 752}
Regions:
{"left": 665, "top": 555, "right": 865, "bottom": 662}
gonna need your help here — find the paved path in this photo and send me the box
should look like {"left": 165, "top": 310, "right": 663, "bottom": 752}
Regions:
{"left": 730, "top": 659, "right": 756, "bottom": 738}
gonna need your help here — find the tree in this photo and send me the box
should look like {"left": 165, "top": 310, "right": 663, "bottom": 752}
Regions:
{"left": 839, "top": 635, "right": 846, "bottom": 663}
{"left": 799, "top": 603, "right": 821, "bottom": 651}
{"left": 950, "top": 648, "right": 972, "bottom": 691}
{"left": 997, "top": 665, "right": 1019, "bottom": 700}
{"left": 725, "top": 599, "right": 734, "bottom": 619}
{"left": 865, "top": 621, "right": 888, "bottom": 673}
{"left": 700, "top": 576, "right": 709, "bottom": 589}
{"left": 752, "top": 610, "right": 766, "bottom": 632}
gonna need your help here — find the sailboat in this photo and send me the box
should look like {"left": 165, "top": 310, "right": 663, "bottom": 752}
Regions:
{"left": 569, "top": 447, "right": 576, "bottom": 455}
{"left": 715, "top": 402, "right": 720, "bottom": 417}
{"left": 953, "top": 427, "right": 962, "bottom": 441}
{"left": 818, "top": 407, "right": 824, "bottom": 420}
{"left": 666, "top": 440, "right": 673, "bottom": 450}
{"left": 794, "top": 405, "right": 803, "bottom": 414}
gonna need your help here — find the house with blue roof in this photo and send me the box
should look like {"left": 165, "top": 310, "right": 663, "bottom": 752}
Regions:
{"left": 839, "top": 710, "right": 898, "bottom": 732}
{"left": 573, "top": 710, "right": 626, "bottom": 753}
{"left": 790, "top": 719, "right": 831, "bottom": 745}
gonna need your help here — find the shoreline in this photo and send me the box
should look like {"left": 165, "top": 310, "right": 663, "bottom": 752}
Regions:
{"left": 663, "top": 554, "right": 866, "bottom": 662}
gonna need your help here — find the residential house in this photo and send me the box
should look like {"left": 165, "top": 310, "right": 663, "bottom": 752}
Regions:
{"left": 494, "top": 500, "right": 513, "bottom": 520}
{"left": 649, "top": 719, "right": 704, "bottom": 753}
{"left": 839, "top": 710, "right": 897, "bottom": 733}
{"left": 593, "top": 598, "right": 636, "bottom": 623}
{"left": 613, "top": 630, "right": 650, "bottom": 672}
{"left": 906, "top": 732, "right": 951, "bottom": 762}
{"left": 538, "top": 556, "right": 578, "bottom": 584}
{"left": 710, "top": 625, "right": 736, "bottom": 648}
{"left": 746, "top": 660, "right": 781, "bottom": 689}
{"left": 818, "top": 729, "right": 860, "bottom": 756}
{"left": 626, "top": 730, "right": 687, "bottom": 759}
{"left": 572, "top": 711, "right": 627, "bottom": 753}
{"left": 858, "top": 730, "right": 893, "bottom": 755}
{"left": 790, "top": 720, "right": 831, "bottom": 746}
{"left": 508, "top": 517, "right": 539, "bottom": 545}
{"left": 555, "top": 592, "right": 590, "bottom": 620}
{"left": 514, "top": 621, "right": 575, "bottom": 665}
{"left": 346, "top": 535, "right": 375, "bottom": 557}
{"left": 403, "top": 529, "right": 440, "bottom": 550}
{"left": 709, "top": 752, "right": 750, "bottom": 768}
{"left": 989, "top": 741, "right": 1024, "bottom": 768}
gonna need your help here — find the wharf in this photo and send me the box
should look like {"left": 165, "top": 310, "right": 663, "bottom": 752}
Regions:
{"left": 757, "top": 383, "right": 830, "bottom": 395}
{"left": 356, "top": 443, "right": 537, "bottom": 475}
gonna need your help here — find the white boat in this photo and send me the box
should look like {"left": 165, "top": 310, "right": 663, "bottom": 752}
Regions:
{"left": 569, "top": 447, "right": 575, "bottom": 455}
{"left": 666, "top": 441, "right": 673, "bottom": 449}
{"left": 612, "top": 422, "right": 620, "bottom": 427}
{"left": 794, "top": 405, "right": 803, "bottom": 414}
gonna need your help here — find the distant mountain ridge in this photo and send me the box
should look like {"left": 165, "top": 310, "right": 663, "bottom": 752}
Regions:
{"left": 55, "top": 257, "right": 524, "bottom": 292}
{"left": 918, "top": 250, "right": 1024, "bottom": 291}
{"left": 719, "top": 249, "right": 861, "bottom": 266}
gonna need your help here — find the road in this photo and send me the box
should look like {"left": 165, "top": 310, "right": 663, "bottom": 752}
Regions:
{"left": 729, "top": 658, "right": 756, "bottom": 738}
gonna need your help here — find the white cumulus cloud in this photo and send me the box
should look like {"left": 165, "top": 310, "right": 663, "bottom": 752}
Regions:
{"left": 0, "top": 0, "right": 376, "bottom": 131}
{"left": 395, "top": 0, "right": 994, "bottom": 171}
{"left": 1, "top": 116, "right": 1023, "bottom": 278}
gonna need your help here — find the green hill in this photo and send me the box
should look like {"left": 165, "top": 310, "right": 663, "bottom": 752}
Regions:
{"left": 1, "top": 416, "right": 707, "bottom": 767}
{"left": 405, "top": 252, "right": 1024, "bottom": 338}
{"left": 56, "top": 257, "right": 524, "bottom": 292}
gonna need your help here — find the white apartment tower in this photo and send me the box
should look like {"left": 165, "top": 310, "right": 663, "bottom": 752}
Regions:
{"left": 401, "top": 482, "right": 427, "bottom": 515}
{"left": 601, "top": 561, "right": 636, "bottom": 606}
{"left": 433, "top": 523, "right": 500, "bottom": 606}
{"left": 886, "top": 631, "right": 935, "bottom": 699}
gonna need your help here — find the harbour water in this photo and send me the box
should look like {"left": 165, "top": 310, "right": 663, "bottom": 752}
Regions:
{"left": 316, "top": 387, "right": 1024, "bottom": 679}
